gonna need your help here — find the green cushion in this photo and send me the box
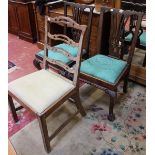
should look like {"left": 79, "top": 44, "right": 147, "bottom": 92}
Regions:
{"left": 80, "top": 54, "right": 127, "bottom": 84}
{"left": 139, "top": 31, "right": 146, "bottom": 46}
{"left": 36, "top": 43, "right": 78, "bottom": 64}
{"left": 125, "top": 31, "right": 146, "bottom": 46}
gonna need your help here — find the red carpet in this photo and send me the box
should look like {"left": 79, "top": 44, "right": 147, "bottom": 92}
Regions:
{"left": 8, "top": 34, "right": 40, "bottom": 137}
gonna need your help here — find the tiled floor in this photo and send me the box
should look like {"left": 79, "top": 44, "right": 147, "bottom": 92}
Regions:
{"left": 8, "top": 33, "right": 40, "bottom": 82}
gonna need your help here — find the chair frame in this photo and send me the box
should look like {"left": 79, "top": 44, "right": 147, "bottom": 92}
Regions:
{"left": 33, "top": 2, "right": 94, "bottom": 70}
{"left": 124, "top": 14, "right": 146, "bottom": 67}
{"left": 80, "top": 7, "right": 143, "bottom": 121}
{"left": 8, "top": 16, "right": 87, "bottom": 153}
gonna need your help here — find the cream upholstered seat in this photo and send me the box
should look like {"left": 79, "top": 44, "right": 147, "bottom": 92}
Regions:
{"left": 8, "top": 69, "right": 75, "bottom": 115}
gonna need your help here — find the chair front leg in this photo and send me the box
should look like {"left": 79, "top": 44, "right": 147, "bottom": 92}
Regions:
{"left": 107, "top": 90, "right": 117, "bottom": 122}
{"left": 74, "top": 90, "right": 86, "bottom": 117}
{"left": 38, "top": 115, "right": 51, "bottom": 153}
{"left": 8, "top": 95, "right": 19, "bottom": 122}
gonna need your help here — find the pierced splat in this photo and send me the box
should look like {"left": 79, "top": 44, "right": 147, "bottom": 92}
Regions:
{"left": 64, "top": 2, "right": 94, "bottom": 57}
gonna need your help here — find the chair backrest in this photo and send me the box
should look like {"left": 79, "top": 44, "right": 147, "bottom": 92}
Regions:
{"left": 121, "top": 0, "right": 146, "bottom": 13}
{"left": 43, "top": 16, "right": 87, "bottom": 86}
{"left": 97, "top": 6, "right": 143, "bottom": 65}
{"left": 64, "top": 1, "right": 94, "bottom": 58}
{"left": 121, "top": 0, "right": 146, "bottom": 49}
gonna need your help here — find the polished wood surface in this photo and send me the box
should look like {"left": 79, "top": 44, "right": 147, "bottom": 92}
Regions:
{"left": 8, "top": 2, "right": 19, "bottom": 35}
{"left": 114, "top": 0, "right": 121, "bottom": 8}
{"left": 8, "top": 0, "right": 37, "bottom": 43}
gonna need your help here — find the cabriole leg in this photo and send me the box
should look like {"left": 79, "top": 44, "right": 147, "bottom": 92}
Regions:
{"left": 107, "top": 91, "right": 116, "bottom": 121}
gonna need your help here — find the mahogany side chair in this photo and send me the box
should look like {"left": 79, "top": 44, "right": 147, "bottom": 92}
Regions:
{"left": 33, "top": 1, "right": 94, "bottom": 70}
{"left": 80, "top": 7, "right": 143, "bottom": 121}
{"left": 8, "top": 16, "right": 87, "bottom": 153}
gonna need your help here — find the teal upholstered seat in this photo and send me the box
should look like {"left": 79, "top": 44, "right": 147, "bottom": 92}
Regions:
{"left": 125, "top": 31, "right": 146, "bottom": 46}
{"left": 36, "top": 43, "right": 78, "bottom": 64}
{"left": 80, "top": 54, "right": 127, "bottom": 84}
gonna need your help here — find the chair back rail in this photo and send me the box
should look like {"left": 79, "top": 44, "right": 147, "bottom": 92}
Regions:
{"left": 97, "top": 7, "right": 143, "bottom": 66}
{"left": 47, "top": 33, "right": 79, "bottom": 47}
{"left": 64, "top": 1, "right": 94, "bottom": 58}
{"left": 46, "top": 45, "right": 77, "bottom": 61}
{"left": 43, "top": 15, "right": 87, "bottom": 86}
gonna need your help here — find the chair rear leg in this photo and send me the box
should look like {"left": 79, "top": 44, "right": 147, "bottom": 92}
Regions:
{"left": 38, "top": 115, "right": 51, "bottom": 153}
{"left": 33, "top": 59, "right": 42, "bottom": 70}
{"left": 8, "top": 95, "right": 19, "bottom": 122}
{"left": 74, "top": 91, "right": 86, "bottom": 117}
{"left": 107, "top": 91, "right": 116, "bottom": 122}
{"left": 123, "top": 75, "right": 128, "bottom": 93}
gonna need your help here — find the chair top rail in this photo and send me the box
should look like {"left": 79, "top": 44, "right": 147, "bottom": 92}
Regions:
{"left": 46, "top": 16, "right": 87, "bottom": 32}
{"left": 64, "top": 1, "right": 94, "bottom": 10}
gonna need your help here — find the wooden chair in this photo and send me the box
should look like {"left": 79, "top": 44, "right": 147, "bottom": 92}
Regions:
{"left": 122, "top": 1, "right": 146, "bottom": 67}
{"left": 8, "top": 16, "right": 87, "bottom": 153}
{"left": 125, "top": 15, "right": 146, "bottom": 66}
{"left": 33, "top": 1, "right": 94, "bottom": 70}
{"left": 80, "top": 7, "right": 143, "bottom": 121}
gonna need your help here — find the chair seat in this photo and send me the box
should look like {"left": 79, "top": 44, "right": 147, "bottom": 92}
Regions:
{"left": 8, "top": 69, "right": 75, "bottom": 115}
{"left": 36, "top": 43, "right": 78, "bottom": 64}
{"left": 80, "top": 54, "right": 127, "bottom": 84}
{"left": 125, "top": 31, "right": 146, "bottom": 47}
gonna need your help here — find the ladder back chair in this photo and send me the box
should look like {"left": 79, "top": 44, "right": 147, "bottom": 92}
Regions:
{"left": 80, "top": 7, "right": 143, "bottom": 121}
{"left": 8, "top": 15, "right": 87, "bottom": 153}
{"left": 33, "top": 1, "right": 94, "bottom": 70}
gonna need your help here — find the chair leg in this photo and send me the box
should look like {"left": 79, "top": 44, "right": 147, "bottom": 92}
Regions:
{"left": 74, "top": 91, "right": 86, "bottom": 117}
{"left": 143, "top": 53, "right": 146, "bottom": 67}
{"left": 33, "top": 59, "right": 42, "bottom": 70}
{"left": 38, "top": 116, "right": 51, "bottom": 153}
{"left": 107, "top": 91, "right": 116, "bottom": 122}
{"left": 123, "top": 75, "right": 128, "bottom": 93}
{"left": 8, "top": 95, "right": 19, "bottom": 122}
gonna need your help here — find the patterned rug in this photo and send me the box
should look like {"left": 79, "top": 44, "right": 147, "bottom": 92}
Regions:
{"left": 10, "top": 82, "right": 146, "bottom": 155}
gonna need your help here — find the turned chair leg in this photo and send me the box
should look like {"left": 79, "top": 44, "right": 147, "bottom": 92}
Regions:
{"left": 33, "top": 59, "right": 42, "bottom": 70}
{"left": 107, "top": 91, "right": 116, "bottom": 122}
{"left": 123, "top": 75, "right": 128, "bottom": 93}
{"left": 38, "top": 116, "right": 51, "bottom": 153}
{"left": 74, "top": 90, "right": 86, "bottom": 117}
{"left": 8, "top": 95, "right": 19, "bottom": 122}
